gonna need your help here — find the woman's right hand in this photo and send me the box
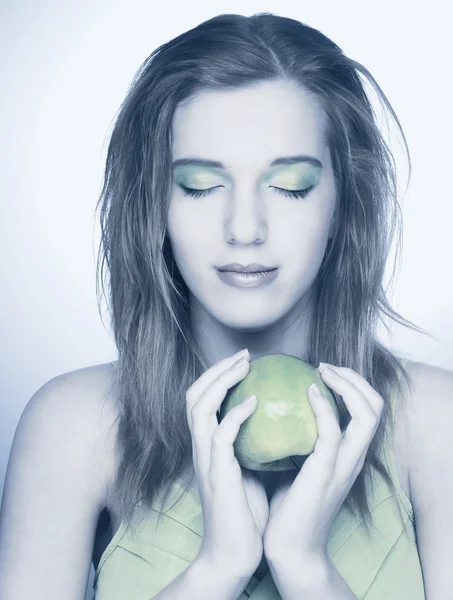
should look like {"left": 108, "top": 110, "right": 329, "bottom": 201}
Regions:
{"left": 185, "top": 348, "right": 269, "bottom": 578}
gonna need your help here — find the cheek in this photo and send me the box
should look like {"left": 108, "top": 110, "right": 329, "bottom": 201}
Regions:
{"left": 167, "top": 210, "right": 213, "bottom": 280}
{"left": 167, "top": 197, "right": 219, "bottom": 252}
{"left": 282, "top": 212, "right": 332, "bottom": 277}
{"left": 167, "top": 208, "right": 192, "bottom": 271}
{"left": 289, "top": 206, "right": 331, "bottom": 248}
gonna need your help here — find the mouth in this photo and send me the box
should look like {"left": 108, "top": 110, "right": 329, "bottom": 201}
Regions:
{"left": 216, "top": 268, "right": 278, "bottom": 274}
{"left": 215, "top": 266, "right": 279, "bottom": 288}
{"left": 215, "top": 263, "right": 278, "bottom": 273}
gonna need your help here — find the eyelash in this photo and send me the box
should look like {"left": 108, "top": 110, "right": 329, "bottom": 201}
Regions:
{"left": 179, "top": 185, "right": 313, "bottom": 200}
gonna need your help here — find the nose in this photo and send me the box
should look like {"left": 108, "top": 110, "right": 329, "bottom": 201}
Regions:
{"left": 224, "top": 187, "right": 267, "bottom": 245}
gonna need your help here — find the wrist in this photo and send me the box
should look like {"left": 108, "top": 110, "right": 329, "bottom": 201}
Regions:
{"left": 195, "top": 551, "right": 257, "bottom": 582}
{"left": 152, "top": 555, "right": 254, "bottom": 600}
{"left": 266, "top": 550, "right": 332, "bottom": 587}
{"left": 266, "top": 553, "right": 357, "bottom": 600}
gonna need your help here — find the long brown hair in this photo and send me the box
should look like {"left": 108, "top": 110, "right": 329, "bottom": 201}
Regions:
{"left": 95, "top": 12, "right": 433, "bottom": 535}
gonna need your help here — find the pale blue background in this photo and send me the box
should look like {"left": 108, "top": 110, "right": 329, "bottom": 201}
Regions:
{"left": 1, "top": 1, "right": 451, "bottom": 598}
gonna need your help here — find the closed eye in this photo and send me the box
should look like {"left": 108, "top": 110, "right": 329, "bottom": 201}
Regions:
{"left": 179, "top": 185, "right": 223, "bottom": 199}
{"left": 270, "top": 185, "right": 314, "bottom": 200}
{"left": 180, "top": 184, "right": 314, "bottom": 200}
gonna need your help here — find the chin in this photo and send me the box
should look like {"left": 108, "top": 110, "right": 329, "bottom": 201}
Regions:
{"left": 213, "top": 310, "right": 281, "bottom": 332}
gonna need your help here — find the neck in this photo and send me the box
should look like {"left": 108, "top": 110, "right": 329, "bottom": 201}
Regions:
{"left": 190, "top": 290, "right": 315, "bottom": 368}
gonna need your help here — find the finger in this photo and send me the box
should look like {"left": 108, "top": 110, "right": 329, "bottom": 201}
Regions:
{"left": 284, "top": 384, "right": 342, "bottom": 511}
{"left": 186, "top": 349, "right": 249, "bottom": 431}
{"left": 210, "top": 396, "right": 258, "bottom": 482}
{"left": 335, "top": 418, "right": 375, "bottom": 485}
{"left": 306, "top": 383, "right": 342, "bottom": 477}
{"left": 191, "top": 359, "right": 251, "bottom": 476}
{"left": 318, "top": 368, "right": 380, "bottom": 479}
{"left": 318, "top": 363, "right": 384, "bottom": 415}
{"left": 318, "top": 367, "right": 378, "bottom": 425}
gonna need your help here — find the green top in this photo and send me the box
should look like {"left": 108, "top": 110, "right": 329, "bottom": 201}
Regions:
{"left": 93, "top": 358, "right": 425, "bottom": 599}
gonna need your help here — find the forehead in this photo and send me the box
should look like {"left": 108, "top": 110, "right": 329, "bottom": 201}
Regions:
{"left": 171, "top": 80, "right": 328, "bottom": 170}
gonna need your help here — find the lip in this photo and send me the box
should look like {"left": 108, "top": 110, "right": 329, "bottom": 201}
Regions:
{"left": 216, "top": 263, "right": 277, "bottom": 273}
{"left": 215, "top": 267, "right": 279, "bottom": 289}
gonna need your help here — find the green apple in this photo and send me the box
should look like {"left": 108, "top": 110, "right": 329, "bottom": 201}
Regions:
{"left": 218, "top": 353, "right": 339, "bottom": 471}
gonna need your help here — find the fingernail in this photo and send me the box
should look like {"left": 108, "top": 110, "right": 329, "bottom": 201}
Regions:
{"left": 309, "top": 383, "right": 322, "bottom": 397}
{"left": 233, "top": 356, "right": 248, "bottom": 369}
{"left": 243, "top": 394, "right": 257, "bottom": 406}
{"left": 322, "top": 366, "right": 337, "bottom": 377}
{"left": 234, "top": 348, "right": 250, "bottom": 360}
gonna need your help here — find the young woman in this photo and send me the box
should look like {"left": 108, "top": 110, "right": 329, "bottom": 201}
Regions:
{"left": 1, "top": 12, "right": 452, "bottom": 600}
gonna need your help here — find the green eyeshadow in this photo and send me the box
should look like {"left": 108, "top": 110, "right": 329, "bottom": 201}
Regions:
{"left": 173, "top": 166, "right": 227, "bottom": 188}
{"left": 263, "top": 164, "right": 322, "bottom": 189}
{"left": 173, "top": 162, "right": 322, "bottom": 191}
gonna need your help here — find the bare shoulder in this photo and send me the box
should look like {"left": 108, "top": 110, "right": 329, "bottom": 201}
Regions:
{"left": 402, "top": 358, "right": 453, "bottom": 498}
{"left": 0, "top": 362, "right": 120, "bottom": 597}
{"left": 7, "top": 361, "right": 121, "bottom": 511}
{"left": 25, "top": 361, "right": 120, "bottom": 496}
{"left": 403, "top": 358, "right": 453, "bottom": 409}
{"left": 399, "top": 359, "right": 453, "bottom": 595}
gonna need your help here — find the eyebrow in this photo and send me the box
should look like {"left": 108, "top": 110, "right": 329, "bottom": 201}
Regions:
{"left": 172, "top": 155, "right": 323, "bottom": 170}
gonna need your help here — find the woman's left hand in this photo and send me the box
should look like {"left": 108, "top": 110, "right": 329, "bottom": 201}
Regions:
{"left": 262, "top": 362, "right": 385, "bottom": 566}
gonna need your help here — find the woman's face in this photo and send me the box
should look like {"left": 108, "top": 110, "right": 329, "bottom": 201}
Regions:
{"left": 167, "top": 79, "right": 337, "bottom": 331}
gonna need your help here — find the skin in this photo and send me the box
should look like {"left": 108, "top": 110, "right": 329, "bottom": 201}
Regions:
{"left": 167, "top": 79, "right": 337, "bottom": 371}
{"left": 167, "top": 81, "right": 387, "bottom": 595}
{"left": 0, "top": 72, "right": 450, "bottom": 600}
